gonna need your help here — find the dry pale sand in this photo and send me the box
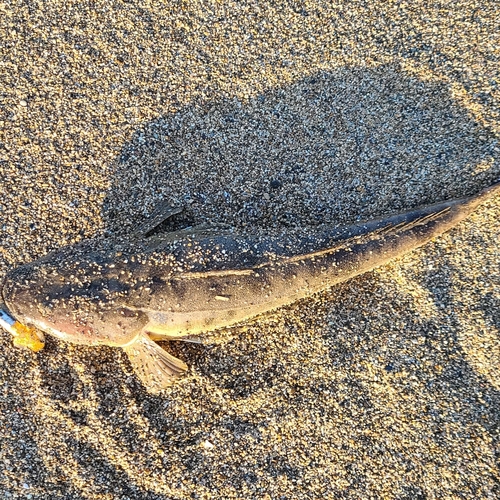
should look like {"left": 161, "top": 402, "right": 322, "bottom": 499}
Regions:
{"left": 0, "top": 1, "right": 499, "bottom": 498}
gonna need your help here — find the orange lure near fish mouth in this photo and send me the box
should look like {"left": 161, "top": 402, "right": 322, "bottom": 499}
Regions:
{"left": 1, "top": 182, "right": 499, "bottom": 393}
{"left": 0, "top": 308, "right": 44, "bottom": 352}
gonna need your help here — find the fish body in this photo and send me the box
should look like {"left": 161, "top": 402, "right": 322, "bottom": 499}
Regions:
{"left": 2, "top": 182, "right": 499, "bottom": 391}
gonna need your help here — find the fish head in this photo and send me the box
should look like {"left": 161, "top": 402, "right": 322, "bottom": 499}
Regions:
{"left": 1, "top": 247, "right": 148, "bottom": 347}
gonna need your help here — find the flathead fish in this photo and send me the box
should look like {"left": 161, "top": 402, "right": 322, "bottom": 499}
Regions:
{"left": 1, "top": 183, "right": 499, "bottom": 392}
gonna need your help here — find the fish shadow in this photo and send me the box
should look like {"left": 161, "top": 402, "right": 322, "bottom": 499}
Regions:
{"left": 103, "top": 65, "right": 498, "bottom": 235}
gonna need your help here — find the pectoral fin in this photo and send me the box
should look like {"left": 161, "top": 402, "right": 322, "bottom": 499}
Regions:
{"left": 122, "top": 333, "right": 188, "bottom": 393}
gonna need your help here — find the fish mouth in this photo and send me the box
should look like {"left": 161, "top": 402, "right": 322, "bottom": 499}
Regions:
{"left": 0, "top": 274, "right": 45, "bottom": 352}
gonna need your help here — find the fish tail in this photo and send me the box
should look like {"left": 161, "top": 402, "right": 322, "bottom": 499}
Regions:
{"left": 442, "top": 180, "right": 500, "bottom": 225}
{"left": 122, "top": 333, "right": 188, "bottom": 393}
{"left": 391, "top": 180, "right": 500, "bottom": 246}
{"left": 474, "top": 180, "right": 500, "bottom": 204}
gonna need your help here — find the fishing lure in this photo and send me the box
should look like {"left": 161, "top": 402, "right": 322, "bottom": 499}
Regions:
{"left": 1, "top": 183, "right": 499, "bottom": 392}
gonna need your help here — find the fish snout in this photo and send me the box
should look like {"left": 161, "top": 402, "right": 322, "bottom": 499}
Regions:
{"left": 1, "top": 266, "right": 39, "bottom": 324}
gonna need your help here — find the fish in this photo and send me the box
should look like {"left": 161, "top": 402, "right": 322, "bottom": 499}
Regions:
{"left": 1, "top": 182, "right": 499, "bottom": 392}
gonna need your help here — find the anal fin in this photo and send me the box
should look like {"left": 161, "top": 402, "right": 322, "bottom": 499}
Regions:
{"left": 123, "top": 333, "right": 188, "bottom": 393}
{"left": 148, "top": 332, "right": 204, "bottom": 344}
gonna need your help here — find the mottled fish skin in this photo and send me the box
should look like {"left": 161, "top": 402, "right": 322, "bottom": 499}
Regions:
{"left": 2, "top": 182, "right": 499, "bottom": 391}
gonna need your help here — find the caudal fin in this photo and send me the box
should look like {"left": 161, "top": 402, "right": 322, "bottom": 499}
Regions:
{"left": 123, "top": 333, "right": 188, "bottom": 393}
{"left": 476, "top": 180, "right": 500, "bottom": 202}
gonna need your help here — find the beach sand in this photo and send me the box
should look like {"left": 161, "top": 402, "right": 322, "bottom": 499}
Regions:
{"left": 0, "top": 1, "right": 499, "bottom": 498}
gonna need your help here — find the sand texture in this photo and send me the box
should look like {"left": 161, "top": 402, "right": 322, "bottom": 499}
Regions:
{"left": 1, "top": 0, "right": 499, "bottom": 498}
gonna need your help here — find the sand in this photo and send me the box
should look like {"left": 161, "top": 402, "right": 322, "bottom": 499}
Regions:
{"left": 0, "top": 0, "right": 499, "bottom": 498}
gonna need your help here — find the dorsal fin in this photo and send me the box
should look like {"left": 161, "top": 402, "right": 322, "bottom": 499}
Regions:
{"left": 136, "top": 202, "right": 184, "bottom": 237}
